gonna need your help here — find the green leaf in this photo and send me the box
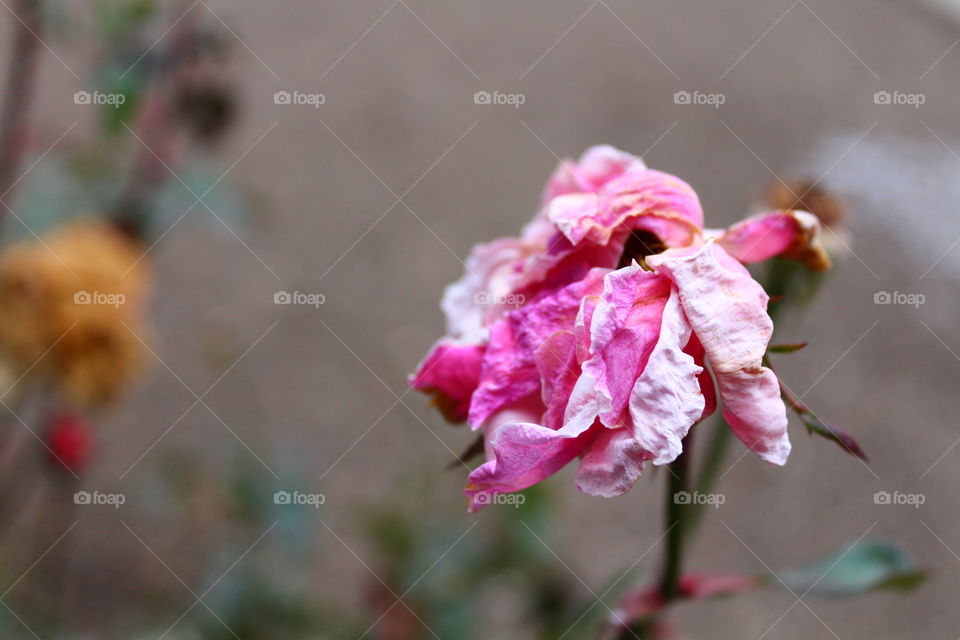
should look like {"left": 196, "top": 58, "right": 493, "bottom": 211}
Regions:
{"left": 98, "top": 65, "right": 147, "bottom": 135}
{"left": 800, "top": 412, "right": 868, "bottom": 460}
{"left": 767, "top": 342, "right": 808, "bottom": 353}
{"left": 94, "top": 0, "right": 156, "bottom": 41}
{"left": 776, "top": 539, "right": 925, "bottom": 598}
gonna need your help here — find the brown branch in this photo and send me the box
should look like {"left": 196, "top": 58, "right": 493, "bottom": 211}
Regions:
{"left": 112, "top": 4, "right": 202, "bottom": 241}
{"left": 0, "top": 0, "right": 44, "bottom": 219}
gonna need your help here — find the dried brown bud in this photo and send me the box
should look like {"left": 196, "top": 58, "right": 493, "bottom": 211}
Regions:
{"left": 764, "top": 180, "right": 846, "bottom": 230}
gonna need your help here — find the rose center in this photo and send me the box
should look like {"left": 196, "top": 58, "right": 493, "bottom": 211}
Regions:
{"left": 617, "top": 229, "right": 666, "bottom": 270}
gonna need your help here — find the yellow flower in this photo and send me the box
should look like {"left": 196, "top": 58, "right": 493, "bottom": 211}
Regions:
{"left": 0, "top": 220, "right": 151, "bottom": 406}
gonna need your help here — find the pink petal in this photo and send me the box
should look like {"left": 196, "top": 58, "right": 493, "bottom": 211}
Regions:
{"left": 541, "top": 144, "right": 646, "bottom": 203}
{"left": 410, "top": 341, "right": 486, "bottom": 422}
{"left": 467, "top": 319, "right": 541, "bottom": 430}
{"left": 547, "top": 170, "right": 703, "bottom": 249}
{"left": 513, "top": 234, "right": 622, "bottom": 302}
{"left": 572, "top": 266, "right": 671, "bottom": 429}
{"left": 684, "top": 332, "right": 717, "bottom": 422}
{"left": 648, "top": 241, "right": 790, "bottom": 465}
{"left": 468, "top": 270, "right": 605, "bottom": 429}
{"left": 466, "top": 419, "right": 599, "bottom": 511}
{"left": 716, "top": 210, "right": 831, "bottom": 271}
{"left": 441, "top": 237, "right": 538, "bottom": 344}
{"left": 575, "top": 426, "right": 650, "bottom": 498}
{"left": 535, "top": 330, "right": 580, "bottom": 430}
{"left": 479, "top": 397, "right": 546, "bottom": 461}
{"left": 558, "top": 281, "right": 611, "bottom": 434}
{"left": 627, "top": 286, "right": 705, "bottom": 465}
{"left": 574, "top": 275, "right": 706, "bottom": 496}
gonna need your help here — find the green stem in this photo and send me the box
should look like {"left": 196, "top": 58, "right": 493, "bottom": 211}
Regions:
{"left": 686, "top": 265, "right": 794, "bottom": 540}
{"left": 658, "top": 432, "right": 692, "bottom": 602}
{"left": 657, "top": 258, "right": 827, "bottom": 607}
{"left": 687, "top": 419, "right": 731, "bottom": 537}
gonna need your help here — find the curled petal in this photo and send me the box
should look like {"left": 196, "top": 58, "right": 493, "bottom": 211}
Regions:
{"left": 565, "top": 266, "right": 670, "bottom": 432}
{"left": 479, "top": 398, "right": 546, "bottom": 461}
{"left": 410, "top": 341, "right": 486, "bottom": 422}
{"left": 468, "top": 270, "right": 606, "bottom": 429}
{"left": 548, "top": 171, "right": 703, "bottom": 249}
{"left": 648, "top": 241, "right": 790, "bottom": 465}
{"left": 683, "top": 332, "right": 717, "bottom": 423}
{"left": 576, "top": 285, "right": 706, "bottom": 496}
{"left": 546, "top": 193, "right": 603, "bottom": 246}
{"left": 514, "top": 235, "right": 622, "bottom": 302}
{"left": 467, "top": 320, "right": 541, "bottom": 430}
{"left": 441, "top": 237, "right": 538, "bottom": 344}
{"left": 541, "top": 144, "right": 647, "bottom": 203}
{"left": 604, "top": 171, "right": 704, "bottom": 246}
{"left": 575, "top": 426, "right": 650, "bottom": 498}
{"left": 716, "top": 210, "right": 831, "bottom": 272}
{"left": 516, "top": 171, "right": 702, "bottom": 299}
{"left": 557, "top": 286, "right": 606, "bottom": 433}
{"left": 628, "top": 287, "right": 705, "bottom": 465}
{"left": 715, "top": 370, "right": 789, "bottom": 463}
{"left": 535, "top": 331, "right": 580, "bottom": 430}
{"left": 466, "top": 419, "right": 598, "bottom": 511}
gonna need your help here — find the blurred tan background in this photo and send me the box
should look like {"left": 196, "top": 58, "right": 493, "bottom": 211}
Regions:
{"left": 6, "top": 0, "right": 960, "bottom": 637}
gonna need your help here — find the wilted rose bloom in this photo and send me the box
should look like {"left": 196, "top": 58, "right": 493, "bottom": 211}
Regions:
{"left": 411, "top": 146, "right": 830, "bottom": 511}
{"left": 0, "top": 220, "right": 150, "bottom": 407}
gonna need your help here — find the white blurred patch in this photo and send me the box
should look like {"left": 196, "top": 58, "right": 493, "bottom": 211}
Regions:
{"left": 800, "top": 132, "right": 960, "bottom": 278}
{"left": 924, "top": 0, "right": 960, "bottom": 24}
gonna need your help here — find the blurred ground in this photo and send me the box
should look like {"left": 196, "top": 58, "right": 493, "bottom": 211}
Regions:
{"left": 9, "top": 0, "right": 960, "bottom": 637}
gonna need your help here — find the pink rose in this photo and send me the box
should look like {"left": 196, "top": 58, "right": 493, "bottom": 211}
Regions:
{"left": 410, "top": 145, "right": 829, "bottom": 510}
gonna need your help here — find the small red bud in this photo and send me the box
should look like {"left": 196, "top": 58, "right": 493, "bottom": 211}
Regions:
{"left": 45, "top": 413, "right": 92, "bottom": 474}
